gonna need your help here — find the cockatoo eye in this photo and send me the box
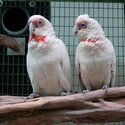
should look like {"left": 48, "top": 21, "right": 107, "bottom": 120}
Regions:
{"left": 80, "top": 22, "right": 87, "bottom": 29}
{"left": 39, "top": 21, "right": 42, "bottom": 24}
{"left": 39, "top": 20, "right": 43, "bottom": 26}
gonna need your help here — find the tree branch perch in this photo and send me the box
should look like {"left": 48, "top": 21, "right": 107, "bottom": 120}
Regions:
{"left": 0, "top": 34, "right": 20, "bottom": 51}
{"left": 0, "top": 86, "right": 125, "bottom": 125}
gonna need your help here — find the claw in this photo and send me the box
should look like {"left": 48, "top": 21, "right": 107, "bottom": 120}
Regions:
{"left": 83, "top": 90, "right": 89, "bottom": 94}
{"left": 24, "top": 92, "right": 40, "bottom": 101}
{"left": 102, "top": 85, "right": 108, "bottom": 94}
{"left": 61, "top": 91, "right": 72, "bottom": 96}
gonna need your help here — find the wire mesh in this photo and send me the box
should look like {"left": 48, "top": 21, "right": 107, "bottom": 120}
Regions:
{"left": 0, "top": 0, "right": 125, "bottom": 124}
{"left": 51, "top": 1, "right": 125, "bottom": 92}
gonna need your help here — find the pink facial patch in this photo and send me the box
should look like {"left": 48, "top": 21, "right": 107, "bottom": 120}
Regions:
{"left": 33, "top": 20, "right": 39, "bottom": 27}
{"left": 76, "top": 22, "right": 81, "bottom": 28}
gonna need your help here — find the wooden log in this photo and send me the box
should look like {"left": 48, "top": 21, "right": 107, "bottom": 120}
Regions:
{"left": 0, "top": 86, "right": 125, "bottom": 125}
{"left": 0, "top": 34, "right": 20, "bottom": 51}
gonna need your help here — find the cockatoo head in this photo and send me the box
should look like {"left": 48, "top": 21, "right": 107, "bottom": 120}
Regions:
{"left": 28, "top": 15, "right": 55, "bottom": 37}
{"left": 73, "top": 14, "right": 105, "bottom": 41}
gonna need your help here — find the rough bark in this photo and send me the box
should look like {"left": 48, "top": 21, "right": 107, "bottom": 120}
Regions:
{"left": 0, "top": 86, "right": 125, "bottom": 125}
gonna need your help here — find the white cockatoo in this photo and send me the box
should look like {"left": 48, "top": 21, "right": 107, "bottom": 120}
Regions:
{"left": 73, "top": 14, "right": 116, "bottom": 93}
{"left": 26, "top": 15, "right": 71, "bottom": 98}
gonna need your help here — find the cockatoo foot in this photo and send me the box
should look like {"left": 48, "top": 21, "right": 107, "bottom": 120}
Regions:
{"left": 83, "top": 90, "right": 89, "bottom": 94}
{"left": 102, "top": 85, "right": 108, "bottom": 94}
{"left": 24, "top": 92, "right": 40, "bottom": 101}
{"left": 61, "top": 91, "right": 72, "bottom": 96}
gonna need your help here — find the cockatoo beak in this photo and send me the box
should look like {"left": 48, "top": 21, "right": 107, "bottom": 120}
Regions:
{"left": 73, "top": 25, "right": 78, "bottom": 36}
{"left": 33, "top": 20, "right": 39, "bottom": 27}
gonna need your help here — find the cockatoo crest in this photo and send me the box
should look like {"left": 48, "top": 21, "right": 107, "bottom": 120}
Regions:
{"left": 76, "top": 14, "right": 89, "bottom": 22}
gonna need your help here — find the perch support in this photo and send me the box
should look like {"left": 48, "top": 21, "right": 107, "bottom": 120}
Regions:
{"left": 0, "top": 34, "right": 20, "bottom": 51}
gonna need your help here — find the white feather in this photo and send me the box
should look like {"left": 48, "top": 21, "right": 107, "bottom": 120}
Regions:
{"left": 74, "top": 14, "right": 116, "bottom": 91}
{"left": 27, "top": 15, "right": 71, "bottom": 96}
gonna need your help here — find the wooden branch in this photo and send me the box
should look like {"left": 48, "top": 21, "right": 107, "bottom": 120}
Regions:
{"left": 0, "top": 86, "right": 125, "bottom": 125}
{"left": 0, "top": 34, "right": 20, "bottom": 51}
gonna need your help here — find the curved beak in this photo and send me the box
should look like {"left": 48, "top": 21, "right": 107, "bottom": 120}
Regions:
{"left": 73, "top": 25, "right": 78, "bottom": 36}
{"left": 29, "top": 22, "right": 35, "bottom": 34}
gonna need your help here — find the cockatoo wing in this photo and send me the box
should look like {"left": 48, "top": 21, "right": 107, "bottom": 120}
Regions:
{"left": 75, "top": 47, "right": 86, "bottom": 91}
{"left": 103, "top": 38, "right": 116, "bottom": 88}
{"left": 56, "top": 38, "right": 71, "bottom": 91}
{"left": 109, "top": 52, "right": 116, "bottom": 87}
